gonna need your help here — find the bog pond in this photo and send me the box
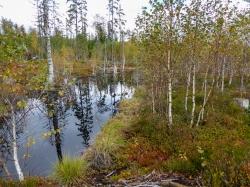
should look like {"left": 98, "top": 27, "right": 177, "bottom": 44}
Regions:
{"left": 0, "top": 71, "right": 139, "bottom": 178}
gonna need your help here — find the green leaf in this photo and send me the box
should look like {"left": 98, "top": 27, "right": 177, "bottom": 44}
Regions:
{"left": 17, "top": 100, "right": 27, "bottom": 109}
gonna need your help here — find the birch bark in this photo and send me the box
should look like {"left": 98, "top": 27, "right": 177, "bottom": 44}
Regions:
{"left": 11, "top": 107, "right": 24, "bottom": 181}
{"left": 190, "top": 63, "right": 196, "bottom": 127}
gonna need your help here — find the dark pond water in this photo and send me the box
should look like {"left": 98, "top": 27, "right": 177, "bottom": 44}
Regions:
{"left": 0, "top": 72, "right": 139, "bottom": 178}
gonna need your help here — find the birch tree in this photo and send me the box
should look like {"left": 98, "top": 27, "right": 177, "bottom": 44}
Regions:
{"left": 182, "top": 0, "right": 206, "bottom": 127}
{"left": 9, "top": 103, "right": 24, "bottom": 181}
{"left": 36, "top": 0, "right": 55, "bottom": 84}
{"left": 108, "top": 0, "right": 120, "bottom": 74}
{"left": 163, "top": 0, "right": 184, "bottom": 127}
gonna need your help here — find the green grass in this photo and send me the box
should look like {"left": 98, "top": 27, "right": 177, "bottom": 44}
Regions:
{"left": 53, "top": 156, "right": 88, "bottom": 185}
{"left": 84, "top": 98, "right": 140, "bottom": 170}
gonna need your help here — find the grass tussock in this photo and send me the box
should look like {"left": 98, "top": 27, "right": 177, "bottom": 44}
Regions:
{"left": 53, "top": 156, "right": 88, "bottom": 186}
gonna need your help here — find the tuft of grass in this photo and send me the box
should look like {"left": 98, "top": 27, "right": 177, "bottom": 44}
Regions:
{"left": 53, "top": 156, "right": 88, "bottom": 185}
{"left": 85, "top": 116, "right": 128, "bottom": 170}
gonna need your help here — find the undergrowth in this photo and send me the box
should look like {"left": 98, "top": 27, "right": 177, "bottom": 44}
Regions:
{"left": 85, "top": 89, "right": 250, "bottom": 186}
{"left": 51, "top": 88, "right": 250, "bottom": 186}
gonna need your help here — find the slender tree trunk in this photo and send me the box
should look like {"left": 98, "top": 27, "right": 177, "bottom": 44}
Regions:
{"left": 167, "top": 48, "right": 173, "bottom": 127}
{"left": 104, "top": 40, "right": 107, "bottom": 73}
{"left": 221, "top": 57, "right": 225, "bottom": 93}
{"left": 201, "top": 67, "right": 209, "bottom": 120}
{"left": 229, "top": 68, "right": 233, "bottom": 86}
{"left": 0, "top": 157, "right": 10, "bottom": 178}
{"left": 11, "top": 107, "right": 24, "bottom": 181}
{"left": 196, "top": 78, "right": 215, "bottom": 127}
{"left": 151, "top": 83, "right": 156, "bottom": 114}
{"left": 111, "top": 0, "right": 117, "bottom": 75}
{"left": 43, "top": 0, "right": 54, "bottom": 85}
{"left": 185, "top": 67, "right": 191, "bottom": 111}
{"left": 190, "top": 63, "right": 196, "bottom": 127}
{"left": 122, "top": 33, "right": 126, "bottom": 72}
{"left": 240, "top": 73, "right": 244, "bottom": 95}
{"left": 3, "top": 163, "right": 10, "bottom": 178}
{"left": 216, "top": 62, "right": 221, "bottom": 88}
{"left": 47, "top": 36, "right": 54, "bottom": 84}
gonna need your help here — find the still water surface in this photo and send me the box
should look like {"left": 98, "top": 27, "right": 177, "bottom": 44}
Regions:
{"left": 2, "top": 72, "right": 138, "bottom": 177}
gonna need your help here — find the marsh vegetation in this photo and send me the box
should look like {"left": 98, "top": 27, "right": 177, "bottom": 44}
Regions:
{"left": 0, "top": 0, "right": 250, "bottom": 186}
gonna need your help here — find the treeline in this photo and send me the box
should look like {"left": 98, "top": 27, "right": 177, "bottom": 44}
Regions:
{"left": 0, "top": 17, "right": 137, "bottom": 65}
{"left": 136, "top": 0, "right": 250, "bottom": 127}
{"left": 0, "top": 0, "right": 140, "bottom": 76}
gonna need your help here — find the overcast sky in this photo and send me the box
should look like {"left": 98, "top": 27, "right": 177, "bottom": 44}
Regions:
{"left": 0, "top": 0, "right": 149, "bottom": 32}
{"left": 0, "top": 0, "right": 249, "bottom": 33}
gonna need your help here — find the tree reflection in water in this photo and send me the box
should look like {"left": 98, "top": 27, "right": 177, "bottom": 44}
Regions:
{"left": 73, "top": 79, "right": 93, "bottom": 147}
{"left": 45, "top": 91, "right": 65, "bottom": 162}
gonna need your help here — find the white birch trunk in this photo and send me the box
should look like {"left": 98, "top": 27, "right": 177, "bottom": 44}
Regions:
{"left": 167, "top": 49, "right": 173, "bottom": 127}
{"left": 151, "top": 83, "right": 156, "bottom": 114}
{"left": 47, "top": 35, "right": 54, "bottom": 84}
{"left": 229, "top": 68, "right": 233, "bottom": 86}
{"left": 201, "top": 68, "right": 209, "bottom": 120}
{"left": 11, "top": 107, "right": 24, "bottom": 181}
{"left": 221, "top": 57, "right": 225, "bottom": 93}
{"left": 216, "top": 63, "right": 221, "bottom": 89}
{"left": 241, "top": 74, "right": 244, "bottom": 94}
{"left": 113, "top": 64, "right": 118, "bottom": 76}
{"left": 190, "top": 64, "right": 196, "bottom": 127}
{"left": 104, "top": 40, "right": 107, "bottom": 74}
{"left": 185, "top": 68, "right": 191, "bottom": 112}
{"left": 196, "top": 79, "right": 215, "bottom": 127}
{"left": 122, "top": 35, "right": 126, "bottom": 72}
